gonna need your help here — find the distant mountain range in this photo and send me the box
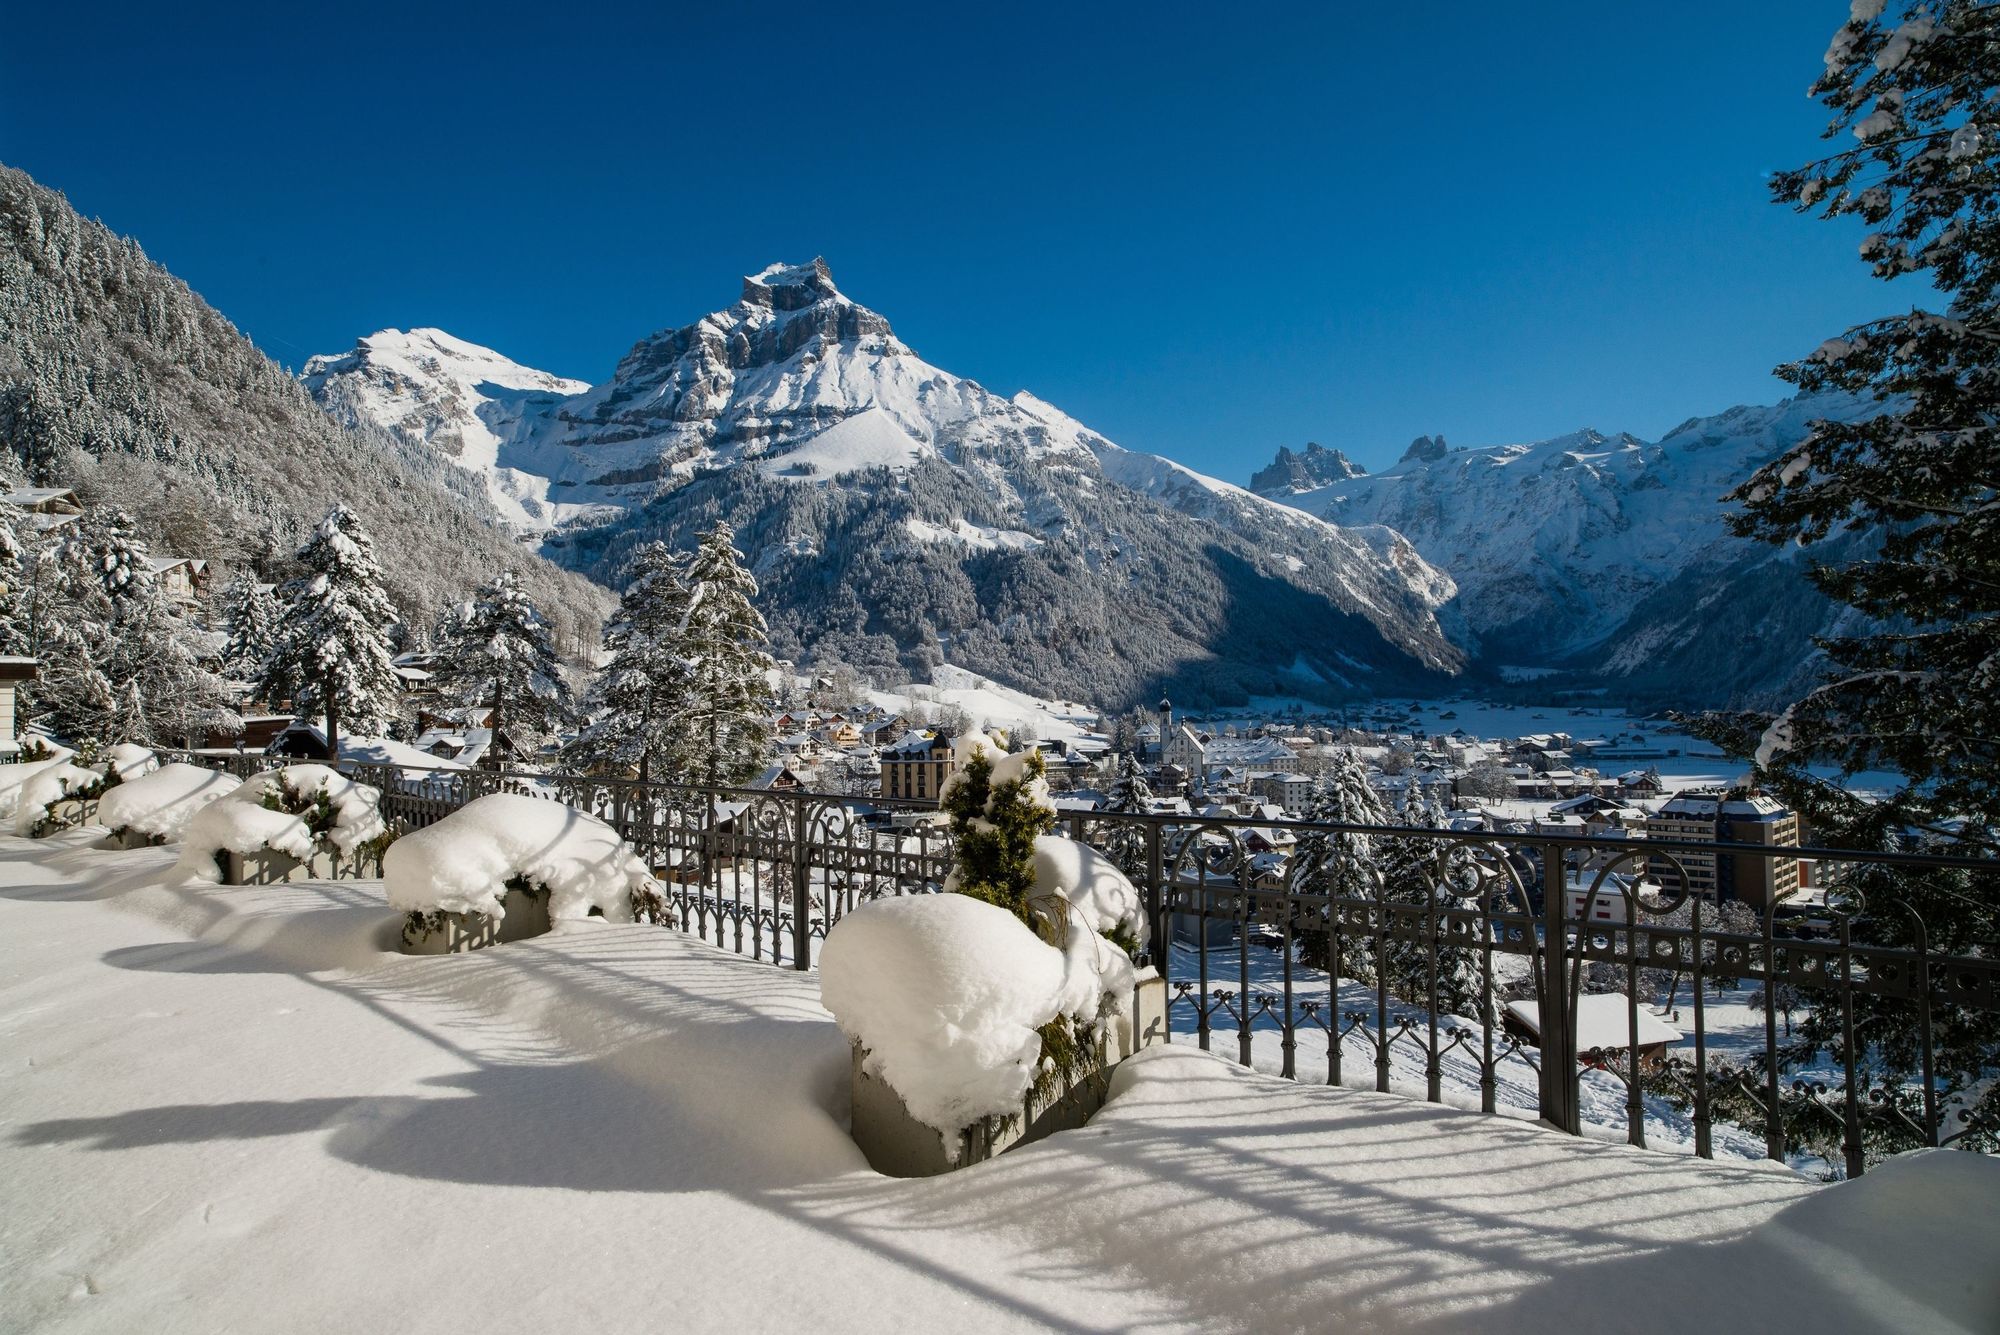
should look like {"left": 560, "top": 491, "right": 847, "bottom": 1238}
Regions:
{"left": 303, "top": 258, "right": 1464, "bottom": 708}
{"left": 0, "top": 155, "right": 1876, "bottom": 713}
{"left": 1249, "top": 395, "right": 1884, "bottom": 708}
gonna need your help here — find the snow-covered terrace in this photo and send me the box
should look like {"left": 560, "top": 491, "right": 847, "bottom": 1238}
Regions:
{"left": 3, "top": 831, "right": 1995, "bottom": 1333}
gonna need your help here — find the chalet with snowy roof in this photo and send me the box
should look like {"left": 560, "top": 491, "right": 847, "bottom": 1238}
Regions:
{"left": 0, "top": 487, "right": 82, "bottom": 533}
{"left": 200, "top": 713, "right": 295, "bottom": 752}
{"left": 880, "top": 731, "right": 954, "bottom": 802}
{"left": 1549, "top": 792, "right": 1648, "bottom": 834}
{"left": 147, "top": 555, "right": 210, "bottom": 605}
{"left": 1617, "top": 768, "right": 1667, "bottom": 799}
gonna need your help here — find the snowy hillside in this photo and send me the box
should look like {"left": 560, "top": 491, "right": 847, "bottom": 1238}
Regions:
{"left": 0, "top": 165, "right": 608, "bottom": 648}
{"left": 307, "top": 259, "right": 1465, "bottom": 708}
{"left": 302, "top": 329, "right": 588, "bottom": 529}
{"left": 1259, "top": 394, "right": 1883, "bottom": 706}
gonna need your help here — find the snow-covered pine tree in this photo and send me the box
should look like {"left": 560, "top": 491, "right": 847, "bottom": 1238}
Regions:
{"left": 567, "top": 542, "right": 695, "bottom": 782}
{"left": 1292, "top": 748, "right": 1390, "bottom": 976}
{"left": 1107, "top": 751, "right": 1152, "bottom": 814}
{"left": 261, "top": 504, "right": 400, "bottom": 760}
{"left": 431, "top": 570, "right": 573, "bottom": 760}
{"left": 679, "top": 523, "right": 775, "bottom": 787}
{"left": 1374, "top": 782, "right": 1481, "bottom": 1016}
{"left": 1685, "top": 1, "right": 2000, "bottom": 1164}
{"left": 219, "top": 576, "right": 280, "bottom": 687}
{"left": 28, "top": 508, "right": 234, "bottom": 747}
{"left": 1101, "top": 750, "right": 1154, "bottom": 876}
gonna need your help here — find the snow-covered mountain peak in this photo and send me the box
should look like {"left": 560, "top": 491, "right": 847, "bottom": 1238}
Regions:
{"left": 301, "top": 329, "right": 590, "bottom": 529}
{"left": 743, "top": 256, "right": 843, "bottom": 308}
{"left": 303, "top": 264, "right": 1470, "bottom": 703}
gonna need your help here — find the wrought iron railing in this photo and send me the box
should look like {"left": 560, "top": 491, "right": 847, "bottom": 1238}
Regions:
{"left": 163, "top": 749, "right": 2000, "bottom": 1178}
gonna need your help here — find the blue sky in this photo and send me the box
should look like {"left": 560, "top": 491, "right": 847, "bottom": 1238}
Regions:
{"left": 2, "top": 3, "right": 1911, "bottom": 478}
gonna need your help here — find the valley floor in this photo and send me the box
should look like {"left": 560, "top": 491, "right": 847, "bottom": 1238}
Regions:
{"left": 2, "top": 832, "right": 1995, "bottom": 1334}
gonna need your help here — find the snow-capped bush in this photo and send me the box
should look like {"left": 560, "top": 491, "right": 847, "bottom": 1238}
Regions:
{"left": 96, "top": 763, "right": 242, "bottom": 845}
{"left": 820, "top": 893, "right": 1065, "bottom": 1141}
{"left": 103, "top": 743, "right": 159, "bottom": 782}
{"left": 12, "top": 761, "right": 111, "bottom": 837}
{"left": 382, "top": 792, "right": 659, "bottom": 928}
{"left": 0, "top": 745, "right": 77, "bottom": 821}
{"left": 175, "top": 765, "right": 387, "bottom": 883}
{"left": 821, "top": 731, "right": 1150, "bottom": 1144}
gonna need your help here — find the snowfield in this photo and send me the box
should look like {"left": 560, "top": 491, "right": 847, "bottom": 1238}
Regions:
{"left": 2, "top": 831, "right": 1995, "bottom": 1333}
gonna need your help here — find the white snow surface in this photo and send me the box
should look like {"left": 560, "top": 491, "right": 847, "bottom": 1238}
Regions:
{"left": 174, "top": 765, "right": 385, "bottom": 883}
{"left": 382, "top": 792, "right": 654, "bottom": 924}
{"left": 820, "top": 893, "right": 1063, "bottom": 1141}
{"left": 93, "top": 763, "right": 242, "bottom": 843}
{"left": 2, "top": 834, "right": 1998, "bottom": 1333}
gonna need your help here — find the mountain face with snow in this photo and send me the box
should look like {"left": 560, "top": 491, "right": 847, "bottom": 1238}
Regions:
{"left": 1246, "top": 441, "right": 1366, "bottom": 496}
{"left": 301, "top": 330, "right": 587, "bottom": 530}
{"left": 1256, "top": 395, "right": 1884, "bottom": 707}
{"left": 304, "top": 259, "right": 1464, "bottom": 708}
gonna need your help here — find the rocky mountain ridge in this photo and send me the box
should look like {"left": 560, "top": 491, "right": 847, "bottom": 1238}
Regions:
{"left": 303, "top": 259, "right": 1465, "bottom": 708}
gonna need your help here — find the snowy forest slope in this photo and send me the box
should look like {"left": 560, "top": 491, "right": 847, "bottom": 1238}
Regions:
{"left": 0, "top": 164, "right": 608, "bottom": 648}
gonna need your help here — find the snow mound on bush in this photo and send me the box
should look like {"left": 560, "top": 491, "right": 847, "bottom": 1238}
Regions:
{"left": 12, "top": 762, "right": 106, "bottom": 835}
{"left": 382, "top": 792, "right": 656, "bottom": 924}
{"left": 175, "top": 765, "right": 386, "bottom": 883}
{"left": 96, "top": 763, "right": 242, "bottom": 844}
{"left": 1033, "top": 835, "right": 1148, "bottom": 1023}
{"left": 0, "top": 746, "right": 76, "bottom": 819}
{"left": 820, "top": 893, "right": 1064, "bottom": 1141}
{"left": 104, "top": 743, "right": 158, "bottom": 781}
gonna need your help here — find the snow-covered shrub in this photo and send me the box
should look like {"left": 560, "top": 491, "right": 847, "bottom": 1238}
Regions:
{"left": 13, "top": 761, "right": 110, "bottom": 837}
{"left": 102, "top": 743, "right": 159, "bottom": 782}
{"left": 175, "top": 764, "right": 388, "bottom": 884}
{"left": 382, "top": 792, "right": 660, "bottom": 940}
{"left": 821, "top": 894, "right": 1064, "bottom": 1138}
{"left": 96, "top": 763, "right": 242, "bottom": 845}
{"left": 821, "top": 731, "right": 1150, "bottom": 1145}
{"left": 0, "top": 744, "right": 77, "bottom": 822}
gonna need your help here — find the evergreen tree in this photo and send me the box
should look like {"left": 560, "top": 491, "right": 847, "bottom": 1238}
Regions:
{"left": 941, "top": 735, "right": 1057, "bottom": 931}
{"left": 679, "top": 523, "right": 775, "bottom": 787}
{"left": 1375, "top": 783, "right": 1481, "bottom": 1016}
{"left": 1686, "top": 1, "right": 2000, "bottom": 1166}
{"left": 31, "top": 509, "right": 233, "bottom": 747}
{"left": 1101, "top": 750, "right": 1154, "bottom": 877}
{"left": 1699, "top": 0, "right": 2000, "bottom": 831}
{"left": 261, "top": 504, "right": 399, "bottom": 759}
{"left": 568, "top": 543, "right": 695, "bottom": 781}
{"left": 1106, "top": 750, "right": 1152, "bottom": 814}
{"left": 1292, "top": 748, "right": 1390, "bottom": 975}
{"left": 219, "top": 576, "right": 280, "bottom": 686}
{"left": 432, "top": 570, "right": 573, "bottom": 759}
